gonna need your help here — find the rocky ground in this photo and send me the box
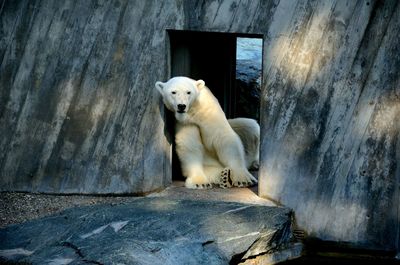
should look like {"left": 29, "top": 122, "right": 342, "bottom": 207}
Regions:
{"left": 0, "top": 181, "right": 270, "bottom": 228}
{"left": 0, "top": 192, "right": 141, "bottom": 228}
{"left": 0, "top": 184, "right": 297, "bottom": 265}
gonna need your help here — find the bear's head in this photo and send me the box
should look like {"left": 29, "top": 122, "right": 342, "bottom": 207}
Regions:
{"left": 155, "top": 76, "right": 205, "bottom": 115}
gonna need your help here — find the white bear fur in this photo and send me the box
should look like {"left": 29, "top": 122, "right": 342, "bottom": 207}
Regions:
{"left": 156, "top": 76, "right": 259, "bottom": 189}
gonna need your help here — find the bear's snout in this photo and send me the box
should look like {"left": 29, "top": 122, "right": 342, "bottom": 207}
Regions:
{"left": 177, "top": 104, "right": 187, "bottom": 113}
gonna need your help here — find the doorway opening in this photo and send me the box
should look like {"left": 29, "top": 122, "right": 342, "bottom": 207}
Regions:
{"left": 168, "top": 30, "right": 263, "bottom": 180}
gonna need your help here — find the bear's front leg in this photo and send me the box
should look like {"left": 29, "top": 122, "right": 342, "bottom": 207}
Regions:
{"left": 215, "top": 135, "right": 258, "bottom": 187}
{"left": 175, "top": 124, "right": 213, "bottom": 189}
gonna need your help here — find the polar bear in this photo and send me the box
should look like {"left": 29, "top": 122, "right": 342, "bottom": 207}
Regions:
{"left": 155, "top": 76, "right": 259, "bottom": 189}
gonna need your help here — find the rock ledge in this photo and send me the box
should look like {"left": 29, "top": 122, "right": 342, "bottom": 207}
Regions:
{"left": 0, "top": 197, "right": 297, "bottom": 264}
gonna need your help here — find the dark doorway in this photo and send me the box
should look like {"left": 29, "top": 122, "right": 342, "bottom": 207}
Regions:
{"left": 168, "top": 30, "right": 262, "bottom": 180}
{"left": 169, "top": 30, "right": 236, "bottom": 117}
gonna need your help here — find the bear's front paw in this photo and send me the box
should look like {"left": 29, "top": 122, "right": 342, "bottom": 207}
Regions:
{"left": 219, "top": 168, "right": 233, "bottom": 189}
{"left": 231, "top": 170, "right": 257, "bottom": 188}
{"left": 185, "top": 177, "right": 213, "bottom": 189}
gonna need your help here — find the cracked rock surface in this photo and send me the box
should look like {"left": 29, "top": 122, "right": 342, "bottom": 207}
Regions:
{"left": 0, "top": 197, "right": 292, "bottom": 264}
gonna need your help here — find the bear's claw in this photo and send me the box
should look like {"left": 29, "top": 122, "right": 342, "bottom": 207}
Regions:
{"left": 232, "top": 181, "right": 256, "bottom": 188}
{"left": 194, "top": 183, "right": 213, "bottom": 189}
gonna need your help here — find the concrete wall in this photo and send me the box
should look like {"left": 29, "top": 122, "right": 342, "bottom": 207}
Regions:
{"left": 1, "top": 0, "right": 399, "bottom": 252}
{"left": 258, "top": 0, "right": 400, "bottom": 252}
{"left": 0, "top": 0, "right": 184, "bottom": 193}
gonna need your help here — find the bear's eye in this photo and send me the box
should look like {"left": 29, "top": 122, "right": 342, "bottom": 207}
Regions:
{"left": 171, "top": 91, "right": 176, "bottom": 95}
{"left": 187, "top": 91, "right": 191, "bottom": 95}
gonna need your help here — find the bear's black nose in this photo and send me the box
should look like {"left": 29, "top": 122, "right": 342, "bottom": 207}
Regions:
{"left": 177, "top": 104, "right": 186, "bottom": 112}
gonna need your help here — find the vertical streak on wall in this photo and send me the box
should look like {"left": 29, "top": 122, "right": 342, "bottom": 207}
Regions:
{"left": 396, "top": 109, "right": 400, "bottom": 255}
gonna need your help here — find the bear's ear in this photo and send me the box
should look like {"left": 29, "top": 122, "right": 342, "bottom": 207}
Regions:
{"left": 155, "top": 81, "right": 165, "bottom": 95}
{"left": 195, "top": 79, "right": 205, "bottom": 90}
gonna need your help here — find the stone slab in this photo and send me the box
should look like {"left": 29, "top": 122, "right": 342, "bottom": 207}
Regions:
{"left": 148, "top": 181, "right": 275, "bottom": 206}
{"left": 0, "top": 197, "right": 293, "bottom": 265}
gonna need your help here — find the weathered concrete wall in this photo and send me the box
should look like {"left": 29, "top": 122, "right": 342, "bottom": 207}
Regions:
{"left": 1, "top": 0, "right": 399, "bottom": 252}
{"left": 0, "top": 0, "right": 184, "bottom": 193}
{"left": 257, "top": 0, "right": 400, "bottom": 252}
